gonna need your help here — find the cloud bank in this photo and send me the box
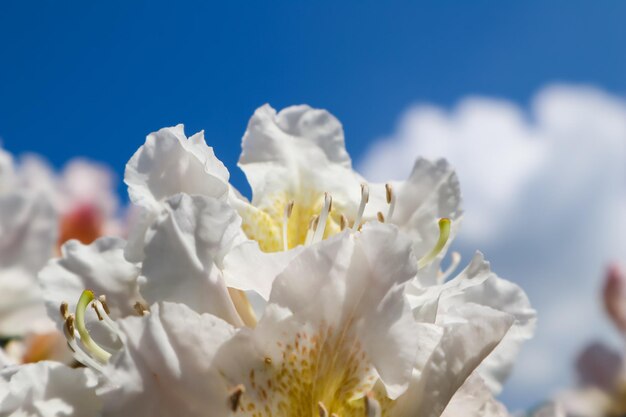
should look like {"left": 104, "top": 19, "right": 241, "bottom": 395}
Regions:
{"left": 359, "top": 85, "right": 626, "bottom": 409}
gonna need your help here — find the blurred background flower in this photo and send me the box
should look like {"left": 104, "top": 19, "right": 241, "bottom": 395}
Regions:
{"left": 0, "top": 1, "right": 623, "bottom": 412}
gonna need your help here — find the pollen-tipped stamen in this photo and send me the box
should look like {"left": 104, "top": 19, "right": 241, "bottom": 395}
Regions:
{"left": 60, "top": 301, "right": 69, "bottom": 320}
{"left": 94, "top": 299, "right": 121, "bottom": 335}
{"left": 318, "top": 402, "right": 329, "bottom": 417}
{"left": 340, "top": 214, "right": 348, "bottom": 231}
{"left": 304, "top": 215, "right": 319, "bottom": 246}
{"left": 417, "top": 218, "right": 451, "bottom": 269}
{"left": 385, "top": 183, "right": 396, "bottom": 222}
{"left": 352, "top": 184, "right": 369, "bottom": 231}
{"left": 63, "top": 314, "right": 105, "bottom": 373}
{"left": 364, "top": 393, "right": 382, "bottom": 417}
{"left": 282, "top": 200, "right": 295, "bottom": 251}
{"left": 312, "top": 193, "right": 332, "bottom": 244}
{"left": 134, "top": 301, "right": 149, "bottom": 316}
{"left": 228, "top": 384, "right": 245, "bottom": 411}
{"left": 376, "top": 212, "right": 385, "bottom": 223}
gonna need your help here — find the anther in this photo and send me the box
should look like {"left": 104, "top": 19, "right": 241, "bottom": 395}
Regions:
{"left": 318, "top": 402, "right": 329, "bottom": 417}
{"left": 364, "top": 393, "right": 382, "bottom": 417}
{"left": 340, "top": 214, "right": 348, "bottom": 231}
{"left": 282, "top": 200, "right": 295, "bottom": 251}
{"left": 264, "top": 357, "right": 272, "bottom": 365}
{"left": 304, "top": 215, "right": 320, "bottom": 246}
{"left": 134, "top": 301, "right": 149, "bottom": 316}
{"left": 64, "top": 314, "right": 76, "bottom": 340}
{"left": 385, "top": 183, "right": 396, "bottom": 222}
{"left": 228, "top": 384, "right": 245, "bottom": 411}
{"left": 417, "top": 218, "right": 451, "bottom": 269}
{"left": 91, "top": 303, "right": 104, "bottom": 321}
{"left": 312, "top": 193, "right": 332, "bottom": 244}
{"left": 60, "top": 302, "right": 69, "bottom": 320}
{"left": 98, "top": 295, "right": 111, "bottom": 315}
{"left": 377, "top": 212, "right": 385, "bottom": 223}
{"left": 352, "top": 183, "right": 369, "bottom": 231}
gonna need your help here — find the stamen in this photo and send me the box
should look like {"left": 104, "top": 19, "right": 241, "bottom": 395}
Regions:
{"left": 64, "top": 314, "right": 76, "bottom": 340}
{"left": 364, "top": 393, "right": 382, "bottom": 417}
{"left": 417, "top": 218, "right": 451, "bottom": 269}
{"left": 385, "top": 183, "right": 396, "bottom": 222}
{"left": 352, "top": 184, "right": 369, "bottom": 231}
{"left": 228, "top": 384, "right": 245, "bottom": 411}
{"left": 312, "top": 193, "right": 332, "bottom": 243}
{"left": 91, "top": 303, "right": 103, "bottom": 321}
{"left": 134, "top": 301, "right": 149, "bottom": 316}
{"left": 282, "top": 200, "right": 294, "bottom": 251}
{"left": 318, "top": 402, "right": 329, "bottom": 417}
{"left": 340, "top": 214, "right": 348, "bottom": 231}
{"left": 60, "top": 301, "right": 69, "bottom": 320}
{"left": 98, "top": 295, "right": 111, "bottom": 315}
{"left": 438, "top": 252, "right": 461, "bottom": 283}
{"left": 94, "top": 300, "right": 121, "bottom": 335}
{"left": 63, "top": 314, "right": 105, "bottom": 373}
{"left": 304, "top": 215, "right": 319, "bottom": 246}
{"left": 75, "top": 290, "right": 112, "bottom": 363}
{"left": 376, "top": 212, "right": 385, "bottom": 223}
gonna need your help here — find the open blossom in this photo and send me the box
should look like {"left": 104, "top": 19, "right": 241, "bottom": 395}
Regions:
{"left": 0, "top": 147, "right": 123, "bottom": 367}
{"left": 3, "top": 104, "right": 535, "bottom": 416}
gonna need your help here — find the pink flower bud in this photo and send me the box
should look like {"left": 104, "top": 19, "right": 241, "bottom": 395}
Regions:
{"left": 603, "top": 263, "right": 626, "bottom": 332}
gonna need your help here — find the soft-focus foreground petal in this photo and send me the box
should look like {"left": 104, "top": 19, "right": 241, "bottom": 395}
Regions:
{"left": 0, "top": 192, "right": 57, "bottom": 336}
{"left": 441, "top": 374, "right": 511, "bottom": 417}
{"left": 101, "top": 302, "right": 234, "bottom": 417}
{"left": 0, "top": 192, "right": 56, "bottom": 276}
{"left": 213, "top": 223, "right": 438, "bottom": 417}
{"left": 408, "top": 252, "right": 536, "bottom": 394}
{"left": 0, "top": 361, "right": 101, "bottom": 417}
{"left": 139, "top": 194, "right": 247, "bottom": 326}
{"left": 124, "top": 125, "right": 229, "bottom": 261}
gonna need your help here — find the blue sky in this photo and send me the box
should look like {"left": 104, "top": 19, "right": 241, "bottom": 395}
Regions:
{"left": 1, "top": 1, "right": 625, "bottom": 410}
{"left": 1, "top": 1, "right": 624, "bottom": 197}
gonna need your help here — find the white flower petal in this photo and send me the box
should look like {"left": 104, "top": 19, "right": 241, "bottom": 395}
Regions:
{"left": 239, "top": 104, "right": 361, "bottom": 214}
{"left": 410, "top": 252, "right": 536, "bottom": 394}
{"left": 391, "top": 303, "right": 514, "bottom": 417}
{"left": 124, "top": 125, "right": 229, "bottom": 262}
{"left": 441, "top": 374, "right": 511, "bottom": 417}
{"left": 139, "top": 194, "right": 246, "bottom": 325}
{"left": 222, "top": 240, "right": 303, "bottom": 299}
{"left": 102, "top": 302, "right": 234, "bottom": 417}
{"left": 0, "top": 361, "right": 101, "bottom": 417}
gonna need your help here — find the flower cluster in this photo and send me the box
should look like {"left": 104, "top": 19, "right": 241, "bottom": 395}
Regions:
{"left": 1, "top": 105, "right": 540, "bottom": 417}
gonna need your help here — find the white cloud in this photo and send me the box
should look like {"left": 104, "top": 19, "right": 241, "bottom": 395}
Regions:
{"left": 359, "top": 84, "right": 626, "bottom": 410}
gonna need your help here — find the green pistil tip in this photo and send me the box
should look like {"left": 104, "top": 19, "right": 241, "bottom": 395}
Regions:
{"left": 418, "top": 218, "right": 451, "bottom": 269}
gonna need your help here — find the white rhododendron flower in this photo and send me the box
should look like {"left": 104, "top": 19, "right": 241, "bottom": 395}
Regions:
{"left": 0, "top": 104, "right": 535, "bottom": 416}
{"left": 0, "top": 146, "right": 124, "bottom": 367}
